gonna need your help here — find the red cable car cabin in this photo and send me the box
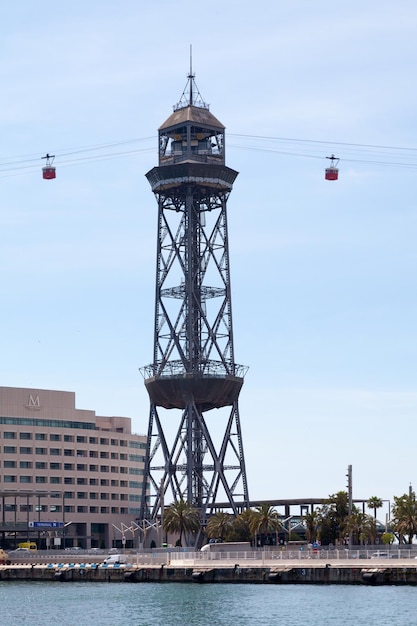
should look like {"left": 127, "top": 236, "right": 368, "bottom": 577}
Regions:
{"left": 325, "top": 154, "right": 339, "bottom": 181}
{"left": 42, "top": 153, "right": 56, "bottom": 180}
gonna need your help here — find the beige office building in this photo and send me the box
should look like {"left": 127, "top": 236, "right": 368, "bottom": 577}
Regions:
{"left": 0, "top": 386, "right": 146, "bottom": 550}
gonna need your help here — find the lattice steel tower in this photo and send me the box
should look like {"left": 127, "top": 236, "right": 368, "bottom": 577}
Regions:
{"left": 140, "top": 68, "right": 249, "bottom": 527}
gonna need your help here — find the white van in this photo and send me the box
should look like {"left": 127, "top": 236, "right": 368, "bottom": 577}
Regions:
{"left": 103, "top": 553, "right": 129, "bottom": 565}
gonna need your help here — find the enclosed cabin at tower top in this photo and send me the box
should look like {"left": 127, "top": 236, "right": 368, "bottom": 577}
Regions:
{"left": 157, "top": 75, "right": 226, "bottom": 167}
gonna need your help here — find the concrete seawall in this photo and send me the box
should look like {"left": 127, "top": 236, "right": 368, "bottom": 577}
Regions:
{"left": 2, "top": 561, "right": 417, "bottom": 585}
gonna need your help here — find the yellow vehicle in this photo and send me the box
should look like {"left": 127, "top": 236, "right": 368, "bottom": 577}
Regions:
{"left": 17, "top": 542, "right": 37, "bottom": 552}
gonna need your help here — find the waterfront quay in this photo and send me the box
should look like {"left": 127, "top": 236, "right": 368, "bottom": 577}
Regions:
{"left": 3, "top": 549, "right": 417, "bottom": 585}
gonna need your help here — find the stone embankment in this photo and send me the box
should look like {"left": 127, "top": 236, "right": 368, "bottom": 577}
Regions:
{"left": 2, "top": 558, "right": 417, "bottom": 585}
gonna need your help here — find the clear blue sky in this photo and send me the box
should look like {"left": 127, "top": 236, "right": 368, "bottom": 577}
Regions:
{"left": 1, "top": 0, "right": 417, "bottom": 520}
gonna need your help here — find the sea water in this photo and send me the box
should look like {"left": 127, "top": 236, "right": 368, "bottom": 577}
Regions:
{"left": 0, "top": 581, "right": 415, "bottom": 625}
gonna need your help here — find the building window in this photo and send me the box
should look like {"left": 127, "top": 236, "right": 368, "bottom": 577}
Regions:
{"left": 111, "top": 494, "right": 119, "bottom": 500}
{"left": 120, "top": 494, "right": 128, "bottom": 501}
{"left": 120, "top": 454, "right": 128, "bottom": 461}
{"left": 89, "top": 465, "right": 98, "bottom": 472}
{"left": 4, "top": 432, "right": 16, "bottom": 439}
{"left": 50, "top": 448, "right": 61, "bottom": 456}
{"left": 50, "top": 434, "right": 61, "bottom": 441}
{"left": 35, "top": 448, "right": 47, "bottom": 455}
{"left": 77, "top": 506, "right": 87, "bottom": 513}
{"left": 90, "top": 493, "right": 98, "bottom": 500}
{"left": 4, "top": 460, "right": 16, "bottom": 468}
{"left": 120, "top": 440, "right": 128, "bottom": 447}
{"left": 20, "top": 461, "right": 32, "bottom": 469}
{"left": 35, "top": 461, "right": 46, "bottom": 469}
{"left": 20, "top": 476, "right": 32, "bottom": 483}
{"left": 111, "top": 439, "right": 118, "bottom": 446}
{"left": 129, "top": 440, "right": 146, "bottom": 449}
{"left": 63, "top": 435, "right": 74, "bottom": 442}
{"left": 89, "top": 437, "right": 98, "bottom": 444}
{"left": 110, "top": 467, "right": 118, "bottom": 473}
{"left": 36, "top": 476, "right": 47, "bottom": 484}
{"left": 129, "top": 468, "right": 144, "bottom": 475}
{"left": 4, "top": 475, "right": 17, "bottom": 482}
{"left": 111, "top": 507, "right": 119, "bottom": 514}
{"left": 64, "top": 463, "right": 74, "bottom": 471}
{"left": 4, "top": 446, "right": 16, "bottom": 454}
{"left": 89, "top": 478, "right": 98, "bottom": 486}
{"left": 100, "top": 493, "right": 109, "bottom": 500}
{"left": 100, "top": 479, "right": 109, "bottom": 486}
{"left": 89, "top": 450, "right": 98, "bottom": 458}
{"left": 100, "top": 507, "right": 109, "bottom": 514}
{"left": 76, "top": 450, "right": 86, "bottom": 458}
{"left": 50, "top": 477, "right": 61, "bottom": 484}
{"left": 100, "top": 466, "right": 109, "bottom": 473}
{"left": 77, "top": 478, "right": 86, "bottom": 485}
{"left": 76, "top": 436, "right": 86, "bottom": 443}
{"left": 64, "top": 477, "right": 74, "bottom": 485}
{"left": 100, "top": 451, "right": 109, "bottom": 459}
{"left": 89, "top": 506, "right": 98, "bottom": 513}
{"left": 64, "top": 449, "right": 74, "bottom": 457}
{"left": 19, "top": 432, "right": 32, "bottom": 440}
{"left": 19, "top": 447, "right": 32, "bottom": 454}
{"left": 110, "top": 480, "right": 119, "bottom": 487}
{"left": 50, "top": 463, "right": 61, "bottom": 470}
{"left": 77, "top": 492, "right": 87, "bottom": 499}
{"left": 35, "top": 433, "right": 47, "bottom": 440}
{"left": 129, "top": 454, "right": 144, "bottom": 462}
{"left": 76, "top": 464, "right": 87, "bottom": 471}
{"left": 100, "top": 438, "right": 109, "bottom": 446}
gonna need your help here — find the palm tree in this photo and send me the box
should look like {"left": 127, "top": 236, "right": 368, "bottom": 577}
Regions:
{"left": 367, "top": 496, "right": 383, "bottom": 519}
{"left": 391, "top": 490, "right": 417, "bottom": 544}
{"left": 303, "top": 510, "right": 319, "bottom": 543}
{"left": 343, "top": 512, "right": 376, "bottom": 545}
{"left": 226, "top": 509, "right": 253, "bottom": 543}
{"left": 206, "top": 512, "right": 234, "bottom": 542}
{"left": 163, "top": 500, "right": 200, "bottom": 547}
{"left": 248, "top": 504, "right": 280, "bottom": 546}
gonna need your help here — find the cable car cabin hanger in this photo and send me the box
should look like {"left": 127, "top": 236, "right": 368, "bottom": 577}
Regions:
{"left": 325, "top": 154, "right": 339, "bottom": 181}
{"left": 42, "top": 153, "right": 56, "bottom": 180}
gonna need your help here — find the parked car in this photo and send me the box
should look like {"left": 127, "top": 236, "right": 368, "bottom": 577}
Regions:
{"left": 370, "top": 551, "right": 390, "bottom": 559}
{"left": 8, "top": 548, "right": 32, "bottom": 557}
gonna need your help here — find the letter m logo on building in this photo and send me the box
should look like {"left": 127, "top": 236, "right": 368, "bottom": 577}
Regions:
{"left": 26, "top": 394, "right": 41, "bottom": 410}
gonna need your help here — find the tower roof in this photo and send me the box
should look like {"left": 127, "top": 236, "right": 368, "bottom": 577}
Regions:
{"left": 158, "top": 105, "right": 224, "bottom": 133}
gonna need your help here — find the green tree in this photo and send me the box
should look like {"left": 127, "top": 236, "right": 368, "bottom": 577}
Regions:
{"left": 248, "top": 504, "right": 280, "bottom": 545}
{"left": 206, "top": 512, "right": 234, "bottom": 542}
{"left": 381, "top": 532, "right": 395, "bottom": 545}
{"left": 317, "top": 492, "right": 350, "bottom": 545}
{"left": 303, "top": 510, "right": 320, "bottom": 543}
{"left": 163, "top": 500, "right": 200, "bottom": 547}
{"left": 367, "top": 496, "right": 383, "bottom": 519}
{"left": 391, "top": 490, "right": 417, "bottom": 544}
{"left": 343, "top": 512, "right": 376, "bottom": 545}
{"left": 226, "top": 509, "right": 253, "bottom": 543}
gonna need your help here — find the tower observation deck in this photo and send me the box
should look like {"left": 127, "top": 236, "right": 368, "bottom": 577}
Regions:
{"left": 140, "top": 69, "right": 249, "bottom": 529}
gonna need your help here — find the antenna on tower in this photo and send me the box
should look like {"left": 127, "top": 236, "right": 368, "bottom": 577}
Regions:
{"left": 174, "top": 46, "right": 209, "bottom": 111}
{"left": 189, "top": 44, "right": 193, "bottom": 105}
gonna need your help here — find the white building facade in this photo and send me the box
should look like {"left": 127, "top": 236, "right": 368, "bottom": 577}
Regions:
{"left": 0, "top": 386, "right": 146, "bottom": 550}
